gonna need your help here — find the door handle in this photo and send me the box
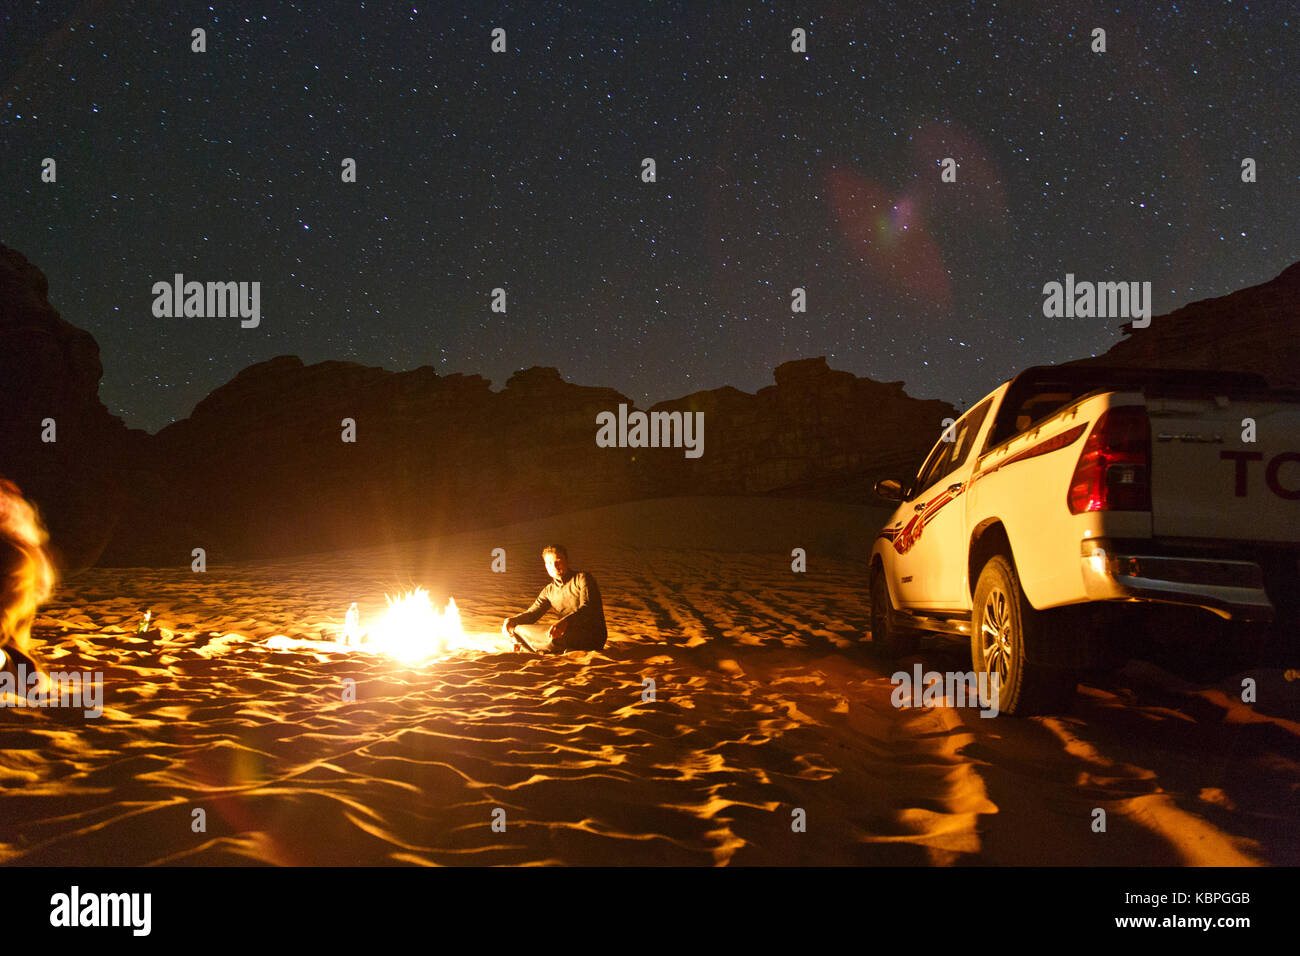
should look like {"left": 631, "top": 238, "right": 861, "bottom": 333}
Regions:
{"left": 947, "top": 482, "right": 963, "bottom": 494}
{"left": 914, "top": 502, "right": 926, "bottom": 512}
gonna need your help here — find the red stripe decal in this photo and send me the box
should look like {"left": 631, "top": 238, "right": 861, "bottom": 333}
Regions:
{"left": 972, "top": 424, "right": 1087, "bottom": 486}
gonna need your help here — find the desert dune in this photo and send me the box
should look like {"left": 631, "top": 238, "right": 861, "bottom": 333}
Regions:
{"left": 2, "top": 497, "right": 1296, "bottom": 866}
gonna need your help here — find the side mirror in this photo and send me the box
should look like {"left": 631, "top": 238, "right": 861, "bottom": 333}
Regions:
{"left": 874, "top": 479, "right": 904, "bottom": 502}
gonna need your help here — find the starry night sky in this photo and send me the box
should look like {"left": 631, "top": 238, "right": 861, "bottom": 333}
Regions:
{"left": 2, "top": 1, "right": 1296, "bottom": 433}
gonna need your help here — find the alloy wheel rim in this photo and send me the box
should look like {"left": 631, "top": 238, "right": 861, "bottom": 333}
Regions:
{"left": 980, "top": 586, "right": 1013, "bottom": 686}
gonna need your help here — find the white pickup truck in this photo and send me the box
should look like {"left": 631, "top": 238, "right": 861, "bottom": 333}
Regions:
{"left": 870, "top": 365, "right": 1300, "bottom": 715}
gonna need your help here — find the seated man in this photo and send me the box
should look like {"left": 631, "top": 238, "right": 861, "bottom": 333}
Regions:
{"left": 502, "top": 544, "right": 607, "bottom": 654}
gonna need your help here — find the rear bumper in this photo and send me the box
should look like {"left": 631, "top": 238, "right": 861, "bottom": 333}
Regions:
{"left": 1079, "top": 539, "right": 1276, "bottom": 622}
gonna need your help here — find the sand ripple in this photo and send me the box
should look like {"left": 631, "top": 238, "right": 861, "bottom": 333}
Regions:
{"left": 2, "top": 499, "right": 1296, "bottom": 865}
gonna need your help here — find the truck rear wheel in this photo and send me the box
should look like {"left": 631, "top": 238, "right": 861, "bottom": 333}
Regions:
{"left": 971, "top": 554, "right": 1076, "bottom": 715}
{"left": 870, "top": 568, "right": 920, "bottom": 658}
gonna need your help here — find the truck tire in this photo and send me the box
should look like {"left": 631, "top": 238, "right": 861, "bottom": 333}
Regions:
{"left": 971, "top": 554, "right": 1077, "bottom": 716}
{"left": 870, "top": 567, "right": 920, "bottom": 659}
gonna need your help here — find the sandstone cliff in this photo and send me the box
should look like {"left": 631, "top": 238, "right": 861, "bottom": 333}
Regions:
{"left": 24, "top": 245, "right": 1299, "bottom": 567}
{"left": 0, "top": 244, "right": 152, "bottom": 569}
{"left": 1067, "top": 261, "right": 1300, "bottom": 389}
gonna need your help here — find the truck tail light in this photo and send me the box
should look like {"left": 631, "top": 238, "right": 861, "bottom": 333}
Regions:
{"left": 1068, "top": 406, "right": 1151, "bottom": 513}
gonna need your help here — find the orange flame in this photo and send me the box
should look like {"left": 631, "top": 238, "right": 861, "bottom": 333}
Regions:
{"left": 368, "top": 588, "right": 463, "bottom": 661}
{"left": 0, "top": 478, "right": 55, "bottom": 672}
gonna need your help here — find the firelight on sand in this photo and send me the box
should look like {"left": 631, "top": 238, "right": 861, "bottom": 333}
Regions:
{"left": 366, "top": 588, "right": 463, "bottom": 661}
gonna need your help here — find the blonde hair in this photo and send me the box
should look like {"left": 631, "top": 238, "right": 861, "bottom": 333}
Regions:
{"left": 0, "top": 478, "right": 55, "bottom": 670}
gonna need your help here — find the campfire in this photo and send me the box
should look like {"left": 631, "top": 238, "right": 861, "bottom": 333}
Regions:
{"left": 339, "top": 588, "right": 503, "bottom": 661}
{"left": 343, "top": 588, "right": 460, "bottom": 661}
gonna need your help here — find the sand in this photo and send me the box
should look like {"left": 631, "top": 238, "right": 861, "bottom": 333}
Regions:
{"left": 1, "top": 497, "right": 1296, "bottom": 865}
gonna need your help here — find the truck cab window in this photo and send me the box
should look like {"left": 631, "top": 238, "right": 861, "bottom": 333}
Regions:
{"left": 911, "top": 399, "right": 993, "bottom": 497}
{"left": 987, "top": 388, "right": 1080, "bottom": 449}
